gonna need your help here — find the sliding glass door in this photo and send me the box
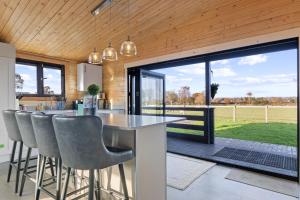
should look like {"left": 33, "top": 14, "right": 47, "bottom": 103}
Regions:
{"left": 141, "top": 70, "right": 165, "bottom": 115}
{"left": 127, "top": 68, "right": 165, "bottom": 115}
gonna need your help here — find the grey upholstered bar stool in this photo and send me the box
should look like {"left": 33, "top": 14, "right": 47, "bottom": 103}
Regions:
{"left": 2, "top": 110, "right": 24, "bottom": 193}
{"left": 31, "top": 113, "right": 62, "bottom": 200}
{"left": 52, "top": 115, "right": 134, "bottom": 200}
{"left": 15, "top": 111, "right": 55, "bottom": 196}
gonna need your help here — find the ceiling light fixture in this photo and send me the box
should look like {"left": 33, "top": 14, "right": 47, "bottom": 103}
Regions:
{"left": 120, "top": 0, "right": 137, "bottom": 56}
{"left": 91, "top": 0, "right": 111, "bottom": 16}
{"left": 102, "top": 0, "right": 118, "bottom": 61}
{"left": 88, "top": 48, "right": 101, "bottom": 64}
{"left": 88, "top": 17, "right": 102, "bottom": 64}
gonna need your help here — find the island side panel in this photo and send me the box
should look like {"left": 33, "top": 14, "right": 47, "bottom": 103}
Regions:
{"left": 135, "top": 124, "right": 167, "bottom": 200}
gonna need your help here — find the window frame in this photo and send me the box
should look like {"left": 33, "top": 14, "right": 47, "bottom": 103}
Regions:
{"left": 16, "top": 58, "right": 65, "bottom": 97}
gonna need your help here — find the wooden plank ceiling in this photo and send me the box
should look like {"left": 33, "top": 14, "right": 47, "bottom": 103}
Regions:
{"left": 0, "top": 0, "right": 206, "bottom": 61}
{"left": 0, "top": 0, "right": 300, "bottom": 62}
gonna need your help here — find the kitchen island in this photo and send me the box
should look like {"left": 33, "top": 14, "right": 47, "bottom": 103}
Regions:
{"left": 46, "top": 111, "right": 184, "bottom": 200}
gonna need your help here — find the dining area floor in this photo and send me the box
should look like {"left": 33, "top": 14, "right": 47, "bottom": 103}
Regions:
{"left": 0, "top": 157, "right": 298, "bottom": 200}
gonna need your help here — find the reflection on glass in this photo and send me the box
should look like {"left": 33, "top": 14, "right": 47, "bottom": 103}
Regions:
{"left": 43, "top": 67, "right": 62, "bottom": 95}
{"left": 15, "top": 64, "right": 37, "bottom": 95}
{"left": 141, "top": 75, "right": 164, "bottom": 115}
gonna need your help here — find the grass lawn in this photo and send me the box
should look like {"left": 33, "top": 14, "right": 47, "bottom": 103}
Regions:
{"left": 168, "top": 121, "right": 297, "bottom": 146}
{"left": 215, "top": 120, "right": 297, "bottom": 146}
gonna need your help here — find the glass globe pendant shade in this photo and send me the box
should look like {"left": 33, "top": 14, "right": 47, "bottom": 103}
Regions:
{"left": 120, "top": 36, "right": 137, "bottom": 56}
{"left": 102, "top": 42, "right": 118, "bottom": 61}
{"left": 88, "top": 48, "right": 102, "bottom": 64}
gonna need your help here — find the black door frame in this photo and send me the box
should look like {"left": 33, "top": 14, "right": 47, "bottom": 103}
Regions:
{"left": 127, "top": 38, "right": 299, "bottom": 180}
{"left": 127, "top": 68, "right": 166, "bottom": 115}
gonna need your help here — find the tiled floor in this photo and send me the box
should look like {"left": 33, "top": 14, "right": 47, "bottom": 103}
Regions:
{"left": 0, "top": 160, "right": 298, "bottom": 200}
{"left": 167, "top": 137, "right": 298, "bottom": 177}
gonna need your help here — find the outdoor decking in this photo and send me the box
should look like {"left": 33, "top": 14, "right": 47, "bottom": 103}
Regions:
{"left": 167, "top": 137, "right": 297, "bottom": 178}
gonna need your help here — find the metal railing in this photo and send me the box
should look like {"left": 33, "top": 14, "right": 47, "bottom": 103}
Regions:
{"left": 142, "top": 106, "right": 215, "bottom": 143}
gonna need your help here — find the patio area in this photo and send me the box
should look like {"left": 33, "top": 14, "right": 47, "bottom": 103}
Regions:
{"left": 167, "top": 137, "right": 297, "bottom": 178}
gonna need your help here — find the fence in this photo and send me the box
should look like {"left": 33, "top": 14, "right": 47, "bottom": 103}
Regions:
{"left": 212, "top": 105, "right": 297, "bottom": 123}
{"left": 142, "top": 106, "right": 215, "bottom": 144}
{"left": 142, "top": 105, "right": 297, "bottom": 123}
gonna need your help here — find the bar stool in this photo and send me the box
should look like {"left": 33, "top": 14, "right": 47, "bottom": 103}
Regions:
{"left": 52, "top": 115, "right": 134, "bottom": 200}
{"left": 2, "top": 110, "right": 24, "bottom": 193}
{"left": 15, "top": 111, "right": 55, "bottom": 196}
{"left": 31, "top": 113, "right": 62, "bottom": 200}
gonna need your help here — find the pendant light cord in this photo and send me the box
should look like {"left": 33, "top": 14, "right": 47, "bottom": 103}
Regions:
{"left": 127, "top": 0, "right": 130, "bottom": 38}
{"left": 109, "top": 0, "right": 112, "bottom": 45}
{"left": 94, "top": 16, "right": 96, "bottom": 51}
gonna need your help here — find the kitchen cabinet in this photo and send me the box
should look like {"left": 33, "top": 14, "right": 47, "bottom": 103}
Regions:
{"left": 77, "top": 63, "right": 102, "bottom": 91}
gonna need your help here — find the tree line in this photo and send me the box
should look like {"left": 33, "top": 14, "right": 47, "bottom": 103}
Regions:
{"left": 165, "top": 86, "right": 296, "bottom": 106}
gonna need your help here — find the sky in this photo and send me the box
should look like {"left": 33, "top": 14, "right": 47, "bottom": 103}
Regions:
{"left": 16, "top": 64, "right": 61, "bottom": 95}
{"left": 153, "top": 49, "right": 297, "bottom": 98}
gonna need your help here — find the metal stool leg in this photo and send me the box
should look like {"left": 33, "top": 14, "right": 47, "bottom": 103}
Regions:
{"left": 95, "top": 170, "right": 101, "bottom": 200}
{"left": 35, "top": 156, "right": 46, "bottom": 200}
{"left": 19, "top": 147, "right": 32, "bottom": 196}
{"left": 7, "top": 141, "right": 17, "bottom": 182}
{"left": 15, "top": 142, "right": 23, "bottom": 193}
{"left": 35, "top": 154, "right": 41, "bottom": 199}
{"left": 56, "top": 158, "right": 62, "bottom": 200}
{"left": 71, "top": 168, "right": 77, "bottom": 190}
{"left": 48, "top": 158, "right": 56, "bottom": 178}
{"left": 88, "top": 170, "right": 94, "bottom": 200}
{"left": 61, "top": 167, "right": 71, "bottom": 200}
{"left": 119, "top": 164, "right": 129, "bottom": 199}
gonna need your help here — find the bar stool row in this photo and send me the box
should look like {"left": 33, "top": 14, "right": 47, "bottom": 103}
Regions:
{"left": 2, "top": 110, "right": 134, "bottom": 200}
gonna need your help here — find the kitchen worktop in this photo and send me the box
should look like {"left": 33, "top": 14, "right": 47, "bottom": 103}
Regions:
{"left": 45, "top": 110, "right": 184, "bottom": 130}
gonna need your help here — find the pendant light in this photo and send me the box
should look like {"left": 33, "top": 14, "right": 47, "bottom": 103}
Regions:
{"left": 88, "top": 48, "right": 101, "bottom": 64}
{"left": 88, "top": 16, "right": 102, "bottom": 64}
{"left": 102, "top": 0, "right": 118, "bottom": 61}
{"left": 120, "top": 0, "right": 137, "bottom": 56}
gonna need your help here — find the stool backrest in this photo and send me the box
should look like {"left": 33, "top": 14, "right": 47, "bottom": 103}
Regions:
{"left": 53, "top": 115, "right": 110, "bottom": 170}
{"left": 2, "top": 110, "right": 22, "bottom": 141}
{"left": 15, "top": 111, "right": 37, "bottom": 148}
{"left": 31, "top": 113, "right": 60, "bottom": 158}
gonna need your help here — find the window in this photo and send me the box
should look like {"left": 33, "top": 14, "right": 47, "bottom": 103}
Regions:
{"left": 15, "top": 63, "right": 38, "bottom": 95}
{"left": 43, "top": 67, "right": 62, "bottom": 95}
{"left": 15, "top": 59, "right": 65, "bottom": 97}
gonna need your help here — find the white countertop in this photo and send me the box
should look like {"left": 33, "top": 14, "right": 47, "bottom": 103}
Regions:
{"left": 45, "top": 110, "right": 184, "bottom": 130}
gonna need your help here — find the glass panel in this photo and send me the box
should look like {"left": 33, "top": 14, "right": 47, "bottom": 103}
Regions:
{"left": 211, "top": 49, "right": 297, "bottom": 147}
{"left": 153, "top": 63, "right": 206, "bottom": 136}
{"left": 141, "top": 74, "right": 164, "bottom": 115}
{"left": 43, "top": 67, "right": 62, "bottom": 95}
{"left": 15, "top": 63, "right": 37, "bottom": 95}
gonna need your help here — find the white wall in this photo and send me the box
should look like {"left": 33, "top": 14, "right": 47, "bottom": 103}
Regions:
{"left": 0, "top": 42, "right": 16, "bottom": 162}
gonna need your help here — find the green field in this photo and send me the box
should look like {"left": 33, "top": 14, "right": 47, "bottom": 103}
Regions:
{"left": 145, "top": 106, "right": 298, "bottom": 147}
